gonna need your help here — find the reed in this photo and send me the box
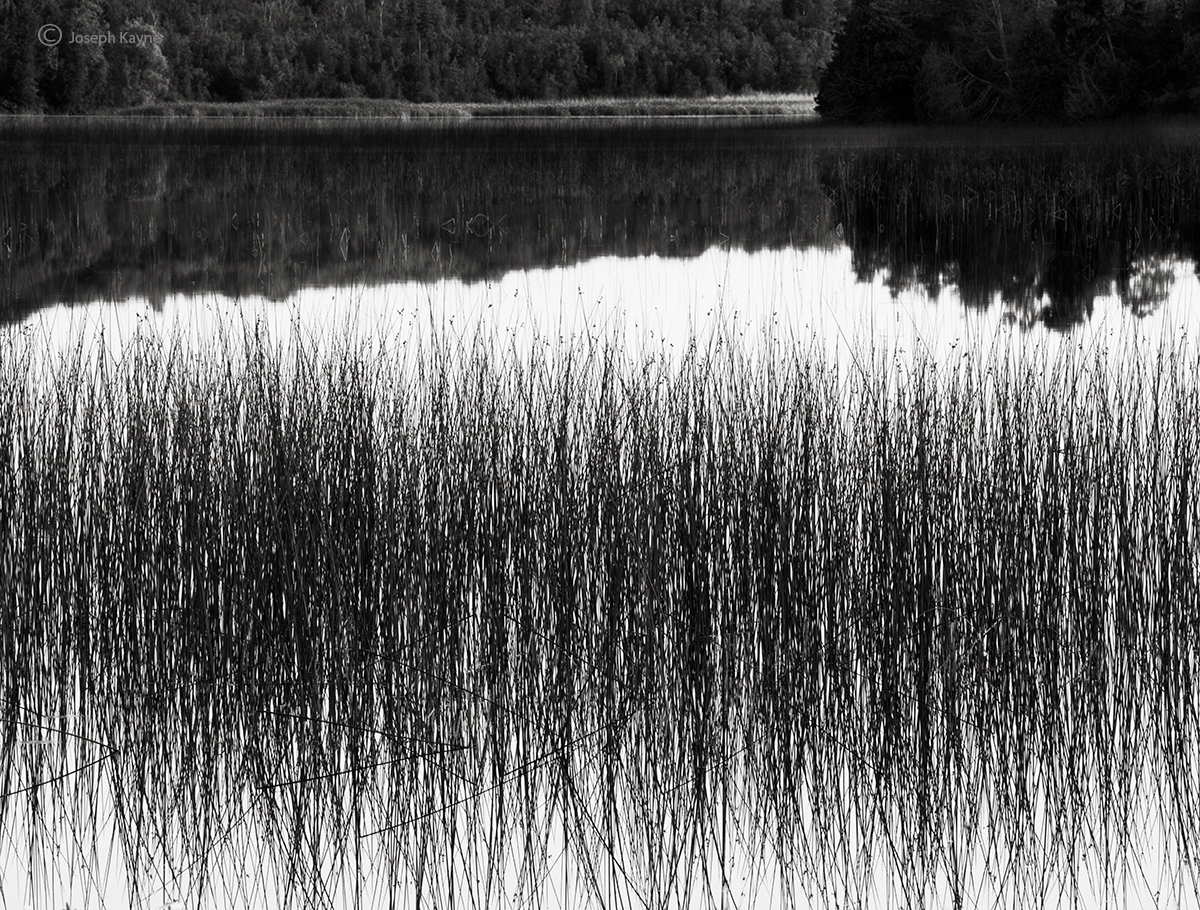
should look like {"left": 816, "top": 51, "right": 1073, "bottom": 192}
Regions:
{"left": 1, "top": 315, "right": 1198, "bottom": 908}
{"left": 102, "top": 93, "right": 817, "bottom": 120}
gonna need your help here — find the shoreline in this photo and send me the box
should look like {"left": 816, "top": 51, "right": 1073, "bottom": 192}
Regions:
{"left": 0, "top": 94, "right": 818, "bottom": 121}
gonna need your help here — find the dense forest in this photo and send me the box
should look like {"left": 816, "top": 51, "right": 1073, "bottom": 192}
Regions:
{"left": 818, "top": 0, "right": 1200, "bottom": 120}
{"left": 0, "top": 0, "right": 844, "bottom": 112}
{"left": 1, "top": 0, "right": 1198, "bottom": 119}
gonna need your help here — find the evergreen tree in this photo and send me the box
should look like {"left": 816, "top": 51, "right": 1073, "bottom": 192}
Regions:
{"left": 41, "top": 0, "right": 111, "bottom": 110}
{"left": 0, "top": 0, "right": 48, "bottom": 111}
{"left": 816, "top": 0, "right": 922, "bottom": 121}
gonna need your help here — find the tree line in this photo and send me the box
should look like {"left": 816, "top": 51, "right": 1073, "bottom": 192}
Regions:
{"left": 817, "top": 0, "right": 1200, "bottom": 120}
{"left": 0, "top": 0, "right": 845, "bottom": 112}
{"left": 3, "top": 0, "right": 1197, "bottom": 120}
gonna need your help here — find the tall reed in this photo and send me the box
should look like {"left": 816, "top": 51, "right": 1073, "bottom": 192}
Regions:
{"left": 1, "top": 316, "right": 1197, "bottom": 908}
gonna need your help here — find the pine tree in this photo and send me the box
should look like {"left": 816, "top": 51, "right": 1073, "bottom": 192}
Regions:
{"left": 816, "top": 0, "right": 922, "bottom": 120}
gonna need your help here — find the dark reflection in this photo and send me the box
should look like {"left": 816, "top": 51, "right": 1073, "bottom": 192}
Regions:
{"left": 1, "top": 121, "right": 1198, "bottom": 329}
{"left": 821, "top": 132, "right": 1200, "bottom": 330}
{"left": 0, "top": 122, "right": 837, "bottom": 325}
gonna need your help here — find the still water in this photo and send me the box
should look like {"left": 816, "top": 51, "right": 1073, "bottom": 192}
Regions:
{"left": 4, "top": 120, "right": 1199, "bottom": 373}
{"left": 2, "top": 119, "right": 1200, "bottom": 910}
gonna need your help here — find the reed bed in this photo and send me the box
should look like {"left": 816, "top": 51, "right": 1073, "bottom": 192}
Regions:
{"left": 106, "top": 93, "right": 818, "bottom": 119}
{"left": 1, "top": 316, "right": 1198, "bottom": 908}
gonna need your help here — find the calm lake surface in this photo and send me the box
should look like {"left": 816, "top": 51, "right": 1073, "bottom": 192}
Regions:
{"left": 3, "top": 120, "right": 1199, "bottom": 348}
{"left": 3, "top": 119, "right": 1200, "bottom": 910}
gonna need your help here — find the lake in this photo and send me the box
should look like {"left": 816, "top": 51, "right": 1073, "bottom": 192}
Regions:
{"left": 2, "top": 118, "right": 1200, "bottom": 910}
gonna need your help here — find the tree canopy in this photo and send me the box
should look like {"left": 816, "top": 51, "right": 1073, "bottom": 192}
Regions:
{"left": 817, "top": 0, "right": 1200, "bottom": 121}
{"left": 4, "top": 0, "right": 1194, "bottom": 119}
{"left": 0, "top": 0, "right": 847, "bottom": 112}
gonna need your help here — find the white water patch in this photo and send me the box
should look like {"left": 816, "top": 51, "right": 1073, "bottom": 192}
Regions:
{"left": 4, "top": 247, "right": 1200, "bottom": 909}
{"left": 1, "top": 740, "right": 1195, "bottom": 910}
{"left": 8, "top": 246, "right": 1199, "bottom": 384}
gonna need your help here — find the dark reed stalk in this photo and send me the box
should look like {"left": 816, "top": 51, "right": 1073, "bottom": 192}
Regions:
{"left": 0, "top": 313, "right": 1197, "bottom": 908}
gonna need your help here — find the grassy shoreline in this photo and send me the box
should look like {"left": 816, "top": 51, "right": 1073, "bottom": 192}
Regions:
{"left": 6, "top": 93, "right": 818, "bottom": 121}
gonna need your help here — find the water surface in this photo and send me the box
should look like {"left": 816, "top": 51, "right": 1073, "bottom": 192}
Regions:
{"left": 3, "top": 119, "right": 1200, "bottom": 910}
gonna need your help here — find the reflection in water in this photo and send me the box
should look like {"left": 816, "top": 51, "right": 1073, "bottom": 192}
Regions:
{"left": 823, "top": 139, "right": 1200, "bottom": 330}
{"left": 4, "top": 121, "right": 1200, "bottom": 910}
{"left": 2, "top": 122, "right": 1199, "bottom": 330}
{"left": 13, "top": 245, "right": 1200, "bottom": 393}
{"left": 3, "top": 311, "right": 1200, "bottom": 908}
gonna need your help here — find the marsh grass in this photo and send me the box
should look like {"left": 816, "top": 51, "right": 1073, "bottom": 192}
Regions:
{"left": 1, "top": 314, "right": 1199, "bottom": 908}
{"left": 102, "top": 93, "right": 818, "bottom": 120}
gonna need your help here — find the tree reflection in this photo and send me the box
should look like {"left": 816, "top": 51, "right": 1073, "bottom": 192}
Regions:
{"left": 1, "top": 125, "right": 1198, "bottom": 331}
{"left": 1118, "top": 257, "right": 1176, "bottom": 318}
{"left": 821, "top": 137, "right": 1200, "bottom": 329}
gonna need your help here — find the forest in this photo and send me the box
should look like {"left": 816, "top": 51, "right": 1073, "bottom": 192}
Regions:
{"left": 0, "top": 0, "right": 1198, "bottom": 119}
{"left": 817, "top": 0, "right": 1200, "bottom": 120}
{"left": 0, "top": 0, "right": 843, "bottom": 111}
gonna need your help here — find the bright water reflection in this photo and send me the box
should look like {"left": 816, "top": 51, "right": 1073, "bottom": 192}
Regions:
{"left": 2, "top": 757, "right": 1191, "bottom": 910}
{"left": 5, "top": 122, "right": 1200, "bottom": 910}
{"left": 5, "top": 264, "right": 1200, "bottom": 909}
{"left": 14, "top": 246, "right": 1200, "bottom": 381}
{"left": 4, "top": 121, "right": 1200, "bottom": 332}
